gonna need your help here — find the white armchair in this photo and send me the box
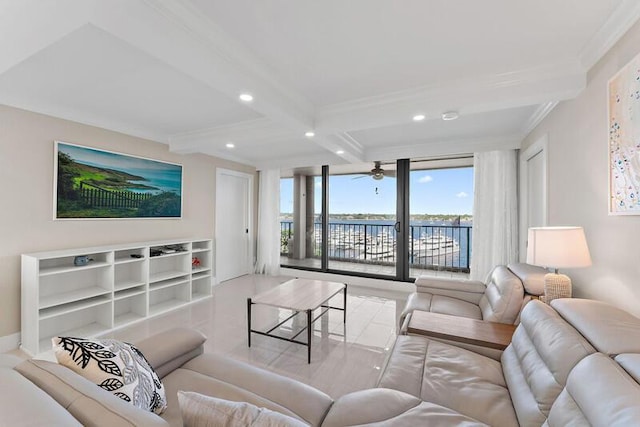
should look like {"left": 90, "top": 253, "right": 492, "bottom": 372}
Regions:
{"left": 399, "top": 263, "right": 547, "bottom": 331}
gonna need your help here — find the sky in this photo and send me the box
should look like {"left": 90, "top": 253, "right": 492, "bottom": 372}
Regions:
{"left": 280, "top": 166, "right": 473, "bottom": 215}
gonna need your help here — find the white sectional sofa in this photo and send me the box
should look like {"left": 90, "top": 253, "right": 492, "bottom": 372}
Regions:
{"left": 1, "top": 298, "right": 640, "bottom": 426}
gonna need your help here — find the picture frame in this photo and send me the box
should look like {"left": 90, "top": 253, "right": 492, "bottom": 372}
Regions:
{"left": 54, "top": 141, "right": 183, "bottom": 219}
{"left": 608, "top": 52, "right": 640, "bottom": 215}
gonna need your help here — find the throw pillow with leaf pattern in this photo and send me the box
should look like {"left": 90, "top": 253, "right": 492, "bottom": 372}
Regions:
{"left": 52, "top": 336, "right": 167, "bottom": 414}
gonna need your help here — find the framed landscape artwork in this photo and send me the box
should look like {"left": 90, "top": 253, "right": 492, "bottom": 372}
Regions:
{"left": 608, "top": 53, "right": 640, "bottom": 215}
{"left": 55, "top": 142, "right": 183, "bottom": 219}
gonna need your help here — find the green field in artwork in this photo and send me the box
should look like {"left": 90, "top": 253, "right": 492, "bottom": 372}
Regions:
{"left": 56, "top": 142, "right": 182, "bottom": 219}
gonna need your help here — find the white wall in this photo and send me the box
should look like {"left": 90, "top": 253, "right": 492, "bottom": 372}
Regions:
{"left": 522, "top": 20, "right": 640, "bottom": 317}
{"left": 0, "top": 105, "right": 256, "bottom": 339}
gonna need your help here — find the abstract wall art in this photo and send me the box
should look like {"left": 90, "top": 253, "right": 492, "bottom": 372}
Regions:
{"left": 609, "top": 53, "right": 640, "bottom": 215}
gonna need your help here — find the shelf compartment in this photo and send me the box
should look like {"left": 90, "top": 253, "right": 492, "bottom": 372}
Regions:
{"left": 39, "top": 286, "right": 111, "bottom": 310}
{"left": 150, "top": 277, "right": 189, "bottom": 292}
{"left": 114, "top": 257, "right": 145, "bottom": 265}
{"left": 149, "top": 299, "right": 189, "bottom": 316}
{"left": 149, "top": 282, "right": 189, "bottom": 316}
{"left": 39, "top": 251, "right": 111, "bottom": 275}
{"left": 191, "top": 248, "right": 211, "bottom": 254}
{"left": 114, "top": 248, "right": 145, "bottom": 264}
{"left": 191, "top": 267, "right": 211, "bottom": 275}
{"left": 114, "top": 293, "right": 146, "bottom": 327}
{"left": 192, "top": 271, "right": 211, "bottom": 280}
{"left": 115, "top": 280, "right": 146, "bottom": 292}
{"left": 39, "top": 322, "right": 107, "bottom": 354}
{"left": 192, "top": 241, "right": 211, "bottom": 251}
{"left": 114, "top": 287, "right": 146, "bottom": 300}
{"left": 191, "top": 275, "right": 212, "bottom": 300}
{"left": 40, "top": 261, "right": 111, "bottom": 276}
{"left": 39, "top": 295, "right": 111, "bottom": 320}
{"left": 38, "top": 302, "right": 112, "bottom": 353}
{"left": 150, "top": 270, "right": 189, "bottom": 284}
{"left": 114, "top": 312, "right": 145, "bottom": 328}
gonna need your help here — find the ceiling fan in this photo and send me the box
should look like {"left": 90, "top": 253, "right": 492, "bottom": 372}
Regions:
{"left": 353, "top": 161, "right": 395, "bottom": 180}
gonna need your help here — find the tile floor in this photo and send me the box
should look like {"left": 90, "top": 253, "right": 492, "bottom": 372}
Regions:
{"left": 102, "top": 274, "right": 409, "bottom": 398}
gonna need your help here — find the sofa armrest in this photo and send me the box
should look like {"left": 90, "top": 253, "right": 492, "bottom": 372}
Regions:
{"left": 415, "top": 276, "right": 485, "bottom": 304}
{"left": 178, "top": 353, "right": 333, "bottom": 427}
{"left": 134, "top": 328, "right": 206, "bottom": 378}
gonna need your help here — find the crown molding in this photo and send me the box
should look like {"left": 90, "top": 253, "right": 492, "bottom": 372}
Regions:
{"left": 580, "top": 0, "right": 640, "bottom": 71}
{"left": 254, "top": 152, "right": 345, "bottom": 171}
{"left": 521, "top": 101, "right": 559, "bottom": 139}
{"left": 316, "top": 60, "right": 585, "bottom": 133}
{"left": 365, "top": 135, "right": 521, "bottom": 162}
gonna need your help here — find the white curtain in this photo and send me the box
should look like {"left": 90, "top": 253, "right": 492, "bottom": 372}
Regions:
{"left": 255, "top": 169, "right": 281, "bottom": 276}
{"left": 470, "top": 150, "right": 519, "bottom": 281}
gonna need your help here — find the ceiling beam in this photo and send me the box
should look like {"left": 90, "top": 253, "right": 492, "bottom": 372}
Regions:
{"left": 316, "top": 61, "right": 586, "bottom": 134}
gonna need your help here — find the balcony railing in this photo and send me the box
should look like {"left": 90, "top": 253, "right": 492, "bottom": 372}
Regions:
{"left": 280, "top": 221, "right": 471, "bottom": 273}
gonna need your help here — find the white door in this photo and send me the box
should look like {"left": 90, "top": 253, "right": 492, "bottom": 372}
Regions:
{"left": 519, "top": 135, "right": 548, "bottom": 261}
{"left": 216, "top": 169, "right": 253, "bottom": 282}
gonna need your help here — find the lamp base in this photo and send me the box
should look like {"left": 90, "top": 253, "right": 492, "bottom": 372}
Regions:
{"left": 540, "top": 273, "right": 572, "bottom": 304}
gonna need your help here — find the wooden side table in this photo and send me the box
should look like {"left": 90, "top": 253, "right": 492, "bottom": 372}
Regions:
{"left": 407, "top": 311, "right": 517, "bottom": 351}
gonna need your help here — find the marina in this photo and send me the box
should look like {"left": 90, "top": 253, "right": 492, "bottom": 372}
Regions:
{"left": 281, "top": 220, "right": 471, "bottom": 274}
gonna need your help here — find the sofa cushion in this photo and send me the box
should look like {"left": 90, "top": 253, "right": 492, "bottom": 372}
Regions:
{"left": 378, "top": 335, "right": 518, "bottom": 427}
{"left": 322, "top": 388, "right": 489, "bottom": 427}
{"left": 53, "top": 336, "right": 167, "bottom": 414}
{"left": 501, "top": 300, "right": 595, "bottom": 426}
{"left": 177, "top": 391, "right": 308, "bottom": 427}
{"left": 402, "top": 292, "right": 482, "bottom": 322}
{"left": 14, "top": 359, "right": 167, "bottom": 426}
{"left": 0, "top": 367, "right": 82, "bottom": 426}
{"left": 551, "top": 298, "right": 640, "bottom": 356}
{"left": 544, "top": 353, "right": 640, "bottom": 427}
{"left": 479, "top": 265, "right": 524, "bottom": 323}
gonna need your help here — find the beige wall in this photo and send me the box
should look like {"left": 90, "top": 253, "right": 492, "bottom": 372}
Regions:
{"left": 0, "top": 105, "right": 256, "bottom": 337}
{"left": 523, "top": 21, "right": 640, "bottom": 317}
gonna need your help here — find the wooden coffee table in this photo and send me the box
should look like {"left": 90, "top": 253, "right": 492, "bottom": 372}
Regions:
{"left": 247, "top": 278, "right": 347, "bottom": 363}
{"left": 407, "top": 311, "right": 516, "bottom": 350}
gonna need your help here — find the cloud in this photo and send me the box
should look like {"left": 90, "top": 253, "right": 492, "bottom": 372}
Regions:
{"left": 418, "top": 175, "right": 433, "bottom": 183}
{"left": 456, "top": 191, "right": 469, "bottom": 198}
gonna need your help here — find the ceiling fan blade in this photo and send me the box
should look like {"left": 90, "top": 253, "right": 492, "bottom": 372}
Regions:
{"left": 351, "top": 175, "right": 369, "bottom": 180}
{"left": 385, "top": 170, "right": 397, "bottom": 178}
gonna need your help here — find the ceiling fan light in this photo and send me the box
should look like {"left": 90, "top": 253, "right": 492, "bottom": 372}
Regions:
{"left": 373, "top": 173, "right": 384, "bottom": 180}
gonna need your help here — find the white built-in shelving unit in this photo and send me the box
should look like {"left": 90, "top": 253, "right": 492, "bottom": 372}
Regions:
{"left": 21, "top": 238, "right": 213, "bottom": 356}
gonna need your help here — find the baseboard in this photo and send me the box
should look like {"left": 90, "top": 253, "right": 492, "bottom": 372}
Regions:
{"left": 281, "top": 268, "right": 415, "bottom": 296}
{"left": 0, "top": 332, "right": 20, "bottom": 353}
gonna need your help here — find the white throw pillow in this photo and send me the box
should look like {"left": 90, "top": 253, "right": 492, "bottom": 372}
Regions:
{"left": 177, "top": 391, "right": 309, "bottom": 427}
{"left": 52, "top": 336, "right": 167, "bottom": 414}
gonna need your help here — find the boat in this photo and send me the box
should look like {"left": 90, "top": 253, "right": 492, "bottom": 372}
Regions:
{"left": 411, "top": 232, "right": 459, "bottom": 259}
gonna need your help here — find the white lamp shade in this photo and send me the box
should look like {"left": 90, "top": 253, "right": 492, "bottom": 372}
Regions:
{"left": 526, "top": 227, "right": 592, "bottom": 269}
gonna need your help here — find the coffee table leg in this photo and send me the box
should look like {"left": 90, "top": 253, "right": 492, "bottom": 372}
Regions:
{"left": 307, "top": 309, "right": 312, "bottom": 364}
{"left": 247, "top": 298, "right": 252, "bottom": 347}
{"left": 343, "top": 284, "right": 347, "bottom": 323}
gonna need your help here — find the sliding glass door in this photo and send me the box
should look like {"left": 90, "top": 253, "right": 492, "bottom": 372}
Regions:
{"left": 408, "top": 161, "right": 474, "bottom": 277}
{"left": 280, "top": 157, "right": 473, "bottom": 282}
{"left": 327, "top": 162, "right": 397, "bottom": 277}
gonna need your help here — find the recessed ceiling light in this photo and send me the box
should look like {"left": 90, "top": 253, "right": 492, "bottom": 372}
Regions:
{"left": 305, "top": 131, "right": 315, "bottom": 138}
{"left": 412, "top": 114, "right": 426, "bottom": 122}
{"left": 442, "top": 111, "right": 459, "bottom": 121}
{"left": 225, "top": 143, "right": 235, "bottom": 148}
{"left": 239, "top": 93, "right": 253, "bottom": 102}
{"left": 336, "top": 150, "right": 345, "bottom": 154}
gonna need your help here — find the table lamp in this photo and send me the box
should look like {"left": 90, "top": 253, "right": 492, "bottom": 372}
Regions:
{"left": 526, "top": 226, "right": 592, "bottom": 303}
